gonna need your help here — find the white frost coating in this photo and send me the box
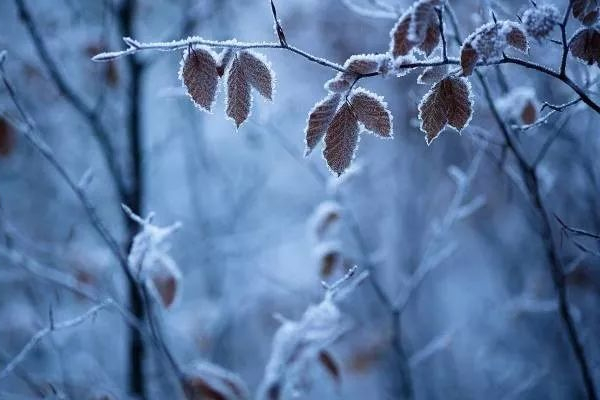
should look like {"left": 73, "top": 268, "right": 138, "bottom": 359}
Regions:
{"left": 393, "top": 54, "right": 418, "bottom": 76}
{"left": 257, "top": 267, "right": 367, "bottom": 399}
{"left": 522, "top": 4, "right": 560, "bottom": 41}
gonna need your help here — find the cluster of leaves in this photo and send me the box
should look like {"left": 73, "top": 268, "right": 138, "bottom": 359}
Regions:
{"left": 173, "top": 0, "right": 599, "bottom": 176}
{"left": 180, "top": 46, "right": 274, "bottom": 127}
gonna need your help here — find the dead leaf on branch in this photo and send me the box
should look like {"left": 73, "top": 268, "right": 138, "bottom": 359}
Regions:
{"left": 569, "top": 27, "right": 600, "bottom": 66}
{"left": 418, "top": 76, "right": 473, "bottom": 144}
{"left": 239, "top": 50, "right": 274, "bottom": 100}
{"left": 573, "top": 0, "right": 600, "bottom": 26}
{"left": 417, "top": 64, "right": 448, "bottom": 85}
{"left": 226, "top": 55, "right": 252, "bottom": 127}
{"left": 459, "top": 21, "right": 529, "bottom": 76}
{"left": 349, "top": 89, "right": 393, "bottom": 138}
{"left": 323, "top": 103, "right": 360, "bottom": 176}
{"left": 304, "top": 93, "right": 342, "bottom": 156}
{"left": 389, "top": 0, "right": 442, "bottom": 58}
{"left": 180, "top": 46, "right": 219, "bottom": 112}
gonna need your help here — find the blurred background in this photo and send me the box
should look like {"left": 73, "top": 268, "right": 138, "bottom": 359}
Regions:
{"left": 0, "top": 0, "right": 599, "bottom": 399}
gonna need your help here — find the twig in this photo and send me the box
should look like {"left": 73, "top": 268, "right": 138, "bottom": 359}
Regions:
{"left": 270, "top": 0, "right": 287, "bottom": 47}
{"left": 0, "top": 301, "right": 112, "bottom": 380}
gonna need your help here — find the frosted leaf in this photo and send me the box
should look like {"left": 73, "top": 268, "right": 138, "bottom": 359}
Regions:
{"left": 390, "top": 12, "right": 413, "bottom": 57}
{"left": 341, "top": 54, "right": 382, "bottom": 79}
{"left": 309, "top": 201, "right": 343, "bottom": 239}
{"left": 183, "top": 361, "right": 250, "bottom": 400}
{"left": 324, "top": 75, "right": 353, "bottom": 93}
{"left": 389, "top": 0, "right": 441, "bottom": 58}
{"left": 497, "top": 87, "right": 539, "bottom": 125}
{"left": 239, "top": 50, "right": 274, "bottom": 100}
{"left": 323, "top": 103, "right": 360, "bottom": 176}
{"left": 417, "top": 64, "right": 448, "bottom": 84}
{"left": 217, "top": 48, "right": 234, "bottom": 77}
{"left": 304, "top": 93, "right": 342, "bottom": 156}
{"left": 522, "top": 4, "right": 560, "bottom": 41}
{"left": 418, "top": 77, "right": 473, "bottom": 144}
{"left": 226, "top": 55, "right": 252, "bottom": 128}
{"left": 179, "top": 46, "right": 219, "bottom": 112}
{"left": 350, "top": 88, "right": 393, "bottom": 138}
{"left": 569, "top": 27, "right": 600, "bottom": 66}
{"left": 573, "top": 0, "right": 599, "bottom": 25}
{"left": 461, "top": 21, "right": 529, "bottom": 75}
{"left": 124, "top": 206, "right": 182, "bottom": 308}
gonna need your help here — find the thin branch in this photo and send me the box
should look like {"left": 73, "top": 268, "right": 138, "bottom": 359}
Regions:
{"left": 270, "top": 0, "right": 287, "bottom": 47}
{"left": 13, "top": 0, "right": 127, "bottom": 199}
{"left": 555, "top": 214, "right": 600, "bottom": 240}
{"left": 0, "top": 300, "right": 112, "bottom": 380}
{"left": 513, "top": 98, "right": 581, "bottom": 131}
{"left": 559, "top": 1, "right": 573, "bottom": 76}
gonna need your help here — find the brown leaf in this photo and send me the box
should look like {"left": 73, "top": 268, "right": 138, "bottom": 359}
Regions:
{"left": 418, "top": 19, "right": 441, "bottom": 56}
{"left": 180, "top": 47, "right": 219, "bottom": 112}
{"left": 323, "top": 103, "right": 360, "bottom": 175}
{"left": 521, "top": 100, "right": 537, "bottom": 125}
{"left": 183, "top": 363, "right": 249, "bottom": 400}
{"left": 320, "top": 249, "right": 343, "bottom": 278}
{"left": 350, "top": 89, "right": 392, "bottom": 137}
{"left": 417, "top": 64, "right": 448, "bottom": 84}
{"left": 418, "top": 77, "right": 473, "bottom": 144}
{"left": 226, "top": 56, "right": 252, "bottom": 127}
{"left": 153, "top": 273, "right": 177, "bottom": 308}
{"left": 0, "top": 118, "right": 15, "bottom": 157}
{"left": 183, "top": 376, "right": 226, "bottom": 400}
{"left": 569, "top": 27, "right": 600, "bottom": 65}
{"left": 239, "top": 50, "right": 274, "bottom": 100}
{"left": 573, "top": 0, "right": 599, "bottom": 25}
{"left": 460, "top": 43, "right": 478, "bottom": 76}
{"left": 105, "top": 61, "right": 119, "bottom": 88}
{"left": 505, "top": 24, "right": 529, "bottom": 53}
{"left": 343, "top": 55, "right": 380, "bottom": 76}
{"left": 390, "top": 13, "right": 413, "bottom": 57}
{"left": 324, "top": 75, "right": 353, "bottom": 93}
{"left": 304, "top": 93, "right": 341, "bottom": 156}
{"left": 318, "top": 351, "right": 341, "bottom": 383}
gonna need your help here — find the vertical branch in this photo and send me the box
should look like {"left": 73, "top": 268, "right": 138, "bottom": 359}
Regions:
{"left": 115, "top": 0, "right": 147, "bottom": 398}
{"left": 559, "top": 1, "right": 572, "bottom": 76}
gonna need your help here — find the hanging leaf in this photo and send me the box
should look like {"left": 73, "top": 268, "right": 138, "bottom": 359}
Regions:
{"left": 417, "top": 64, "right": 448, "bottom": 84}
{"left": 418, "top": 76, "right": 473, "bottom": 144}
{"left": 324, "top": 75, "right": 353, "bottom": 93}
{"left": 318, "top": 351, "right": 341, "bottom": 383}
{"left": 349, "top": 89, "right": 392, "bottom": 137}
{"left": 460, "top": 43, "right": 478, "bottom": 76}
{"left": 226, "top": 56, "right": 252, "bottom": 128}
{"left": 323, "top": 103, "right": 360, "bottom": 175}
{"left": 569, "top": 27, "right": 600, "bottom": 65}
{"left": 341, "top": 54, "right": 381, "bottom": 79}
{"left": 179, "top": 46, "right": 219, "bottom": 112}
{"left": 217, "top": 49, "right": 234, "bottom": 77}
{"left": 304, "top": 93, "right": 342, "bottom": 156}
{"left": 505, "top": 24, "right": 529, "bottom": 53}
{"left": 573, "top": 0, "right": 599, "bottom": 26}
{"left": 418, "top": 19, "right": 441, "bottom": 56}
{"left": 390, "top": 13, "right": 413, "bottom": 57}
{"left": 239, "top": 50, "right": 274, "bottom": 100}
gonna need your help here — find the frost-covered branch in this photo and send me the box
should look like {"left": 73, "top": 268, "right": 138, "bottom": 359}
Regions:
{"left": 0, "top": 300, "right": 112, "bottom": 380}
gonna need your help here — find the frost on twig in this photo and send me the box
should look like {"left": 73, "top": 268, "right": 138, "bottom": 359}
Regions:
{"left": 257, "top": 266, "right": 368, "bottom": 399}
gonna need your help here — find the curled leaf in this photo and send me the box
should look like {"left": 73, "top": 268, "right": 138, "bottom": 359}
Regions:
{"left": 323, "top": 103, "right": 360, "bottom": 176}
{"left": 179, "top": 46, "right": 219, "bottom": 112}
{"left": 418, "top": 76, "right": 473, "bottom": 144}
{"left": 304, "top": 93, "right": 342, "bottom": 156}
{"left": 349, "top": 89, "right": 392, "bottom": 137}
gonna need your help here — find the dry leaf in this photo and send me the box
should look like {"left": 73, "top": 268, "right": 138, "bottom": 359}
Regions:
{"left": 342, "top": 54, "right": 381, "bottom": 76}
{"left": 323, "top": 103, "right": 360, "bottom": 175}
{"left": 418, "top": 19, "right": 441, "bottom": 56}
{"left": 522, "top": 5, "right": 559, "bottom": 41}
{"left": 0, "top": 118, "right": 15, "bottom": 157}
{"left": 318, "top": 351, "right": 341, "bottom": 383}
{"left": 390, "top": 13, "right": 413, "bottom": 57}
{"left": 569, "top": 27, "right": 600, "bottom": 65}
{"left": 389, "top": 0, "right": 441, "bottom": 58}
{"left": 324, "top": 75, "right": 353, "bottom": 93}
{"left": 179, "top": 46, "right": 219, "bottom": 112}
{"left": 320, "top": 250, "right": 343, "bottom": 278}
{"left": 417, "top": 64, "right": 448, "bottom": 84}
{"left": 460, "top": 43, "right": 478, "bottom": 76}
{"left": 505, "top": 24, "right": 529, "bottom": 53}
{"left": 521, "top": 100, "right": 537, "bottom": 125}
{"left": 350, "top": 89, "right": 392, "bottom": 137}
{"left": 217, "top": 49, "right": 234, "bottom": 77}
{"left": 226, "top": 55, "right": 252, "bottom": 127}
{"left": 239, "top": 50, "right": 274, "bottom": 100}
{"left": 304, "top": 93, "right": 341, "bottom": 156}
{"left": 573, "top": 0, "right": 599, "bottom": 25}
{"left": 418, "top": 77, "right": 473, "bottom": 144}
